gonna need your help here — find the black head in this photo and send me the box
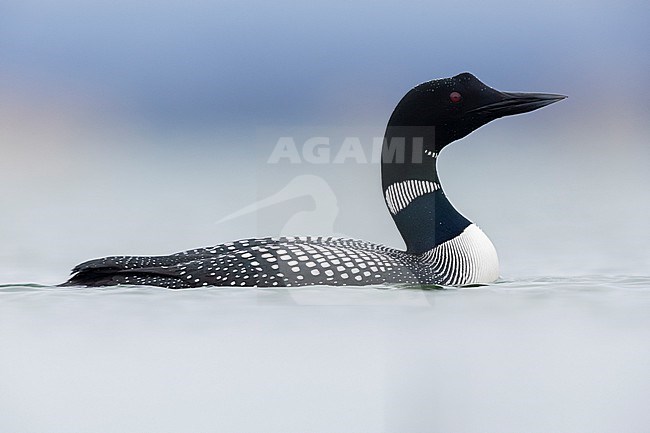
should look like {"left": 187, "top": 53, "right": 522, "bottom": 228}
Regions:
{"left": 387, "top": 72, "right": 566, "bottom": 153}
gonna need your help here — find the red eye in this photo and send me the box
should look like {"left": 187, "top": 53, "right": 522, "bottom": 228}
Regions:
{"left": 449, "top": 91, "right": 462, "bottom": 103}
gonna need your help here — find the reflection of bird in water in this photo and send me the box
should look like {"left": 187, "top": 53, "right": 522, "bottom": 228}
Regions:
{"left": 216, "top": 175, "right": 340, "bottom": 237}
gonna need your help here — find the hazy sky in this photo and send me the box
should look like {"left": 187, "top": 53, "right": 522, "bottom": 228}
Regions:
{"left": 2, "top": 0, "right": 648, "bottom": 127}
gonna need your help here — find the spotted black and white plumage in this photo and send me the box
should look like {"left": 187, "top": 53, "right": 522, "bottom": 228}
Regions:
{"left": 65, "top": 237, "right": 426, "bottom": 288}
{"left": 62, "top": 73, "right": 564, "bottom": 288}
{"left": 64, "top": 227, "right": 497, "bottom": 288}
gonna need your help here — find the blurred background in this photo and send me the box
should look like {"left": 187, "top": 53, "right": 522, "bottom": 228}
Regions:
{"left": 1, "top": 0, "right": 649, "bottom": 283}
{"left": 2, "top": 3, "right": 650, "bottom": 433}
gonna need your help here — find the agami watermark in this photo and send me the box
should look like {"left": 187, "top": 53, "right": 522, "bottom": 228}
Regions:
{"left": 267, "top": 135, "right": 432, "bottom": 164}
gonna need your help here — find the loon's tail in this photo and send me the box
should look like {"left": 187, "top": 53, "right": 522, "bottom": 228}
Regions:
{"left": 59, "top": 242, "right": 266, "bottom": 287}
{"left": 59, "top": 256, "right": 187, "bottom": 288}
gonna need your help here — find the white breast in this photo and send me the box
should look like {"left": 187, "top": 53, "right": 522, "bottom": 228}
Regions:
{"left": 420, "top": 224, "right": 499, "bottom": 285}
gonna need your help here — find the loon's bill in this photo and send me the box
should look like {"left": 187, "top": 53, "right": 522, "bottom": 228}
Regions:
{"left": 62, "top": 73, "right": 565, "bottom": 288}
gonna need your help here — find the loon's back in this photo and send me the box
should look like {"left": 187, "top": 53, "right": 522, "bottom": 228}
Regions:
{"left": 63, "top": 237, "right": 419, "bottom": 288}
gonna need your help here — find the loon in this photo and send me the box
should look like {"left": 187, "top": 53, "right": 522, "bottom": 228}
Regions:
{"left": 62, "top": 73, "right": 564, "bottom": 288}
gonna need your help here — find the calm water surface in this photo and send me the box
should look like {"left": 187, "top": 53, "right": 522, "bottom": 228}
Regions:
{"left": 2, "top": 277, "right": 649, "bottom": 433}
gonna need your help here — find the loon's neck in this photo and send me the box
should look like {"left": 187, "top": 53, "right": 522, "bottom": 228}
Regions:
{"left": 381, "top": 126, "right": 470, "bottom": 255}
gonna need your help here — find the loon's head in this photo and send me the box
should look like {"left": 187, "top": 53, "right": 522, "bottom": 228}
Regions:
{"left": 387, "top": 72, "right": 566, "bottom": 153}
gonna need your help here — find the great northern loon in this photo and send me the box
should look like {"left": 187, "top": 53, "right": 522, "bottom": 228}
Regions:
{"left": 62, "top": 73, "right": 564, "bottom": 288}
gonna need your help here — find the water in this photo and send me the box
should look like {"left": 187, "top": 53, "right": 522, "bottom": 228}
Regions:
{"left": 2, "top": 106, "right": 650, "bottom": 432}
{"left": 2, "top": 277, "right": 650, "bottom": 433}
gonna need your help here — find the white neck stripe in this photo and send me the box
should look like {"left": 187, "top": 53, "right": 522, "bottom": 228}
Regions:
{"left": 384, "top": 179, "right": 440, "bottom": 215}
